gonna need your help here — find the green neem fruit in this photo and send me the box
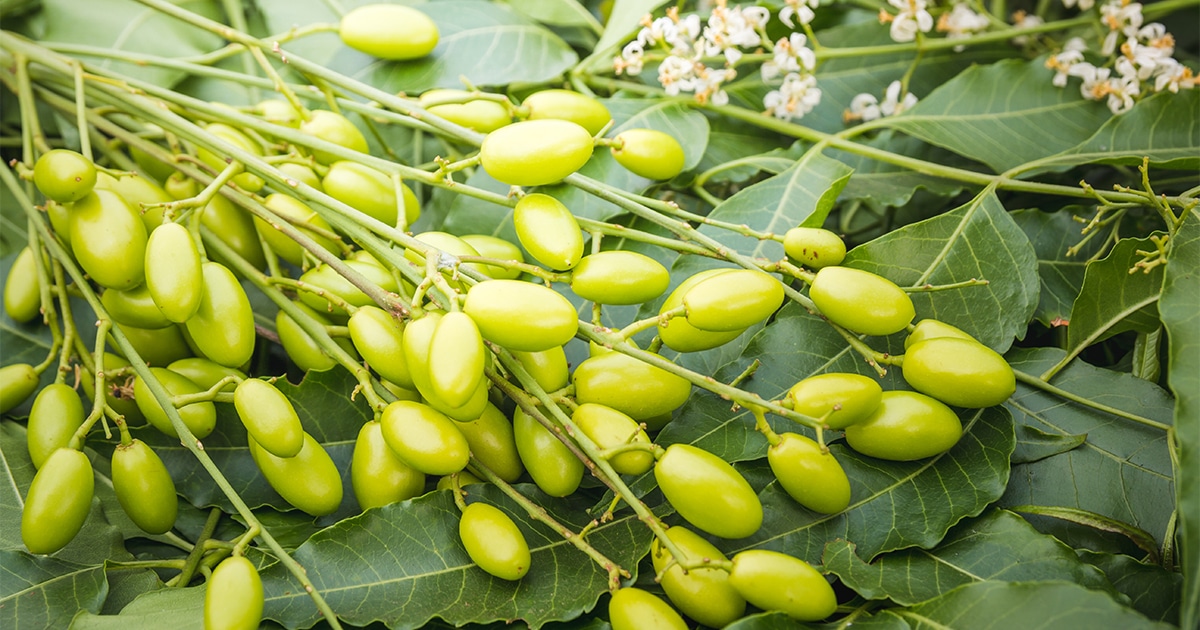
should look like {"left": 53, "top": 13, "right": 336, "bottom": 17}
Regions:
{"left": 403, "top": 313, "right": 490, "bottom": 423}
{"left": 111, "top": 438, "right": 177, "bottom": 534}
{"left": 683, "top": 269, "right": 784, "bottom": 332}
{"left": 573, "top": 403, "right": 654, "bottom": 475}
{"left": 234, "top": 379, "right": 304, "bottom": 458}
{"left": 129, "top": 143, "right": 177, "bottom": 184}
{"left": 195, "top": 123, "right": 264, "bottom": 192}
{"left": 167, "top": 357, "right": 245, "bottom": 392}
{"left": 339, "top": 3, "right": 439, "bottom": 60}
{"left": 513, "top": 406, "right": 583, "bottom": 497}
{"left": 5, "top": 246, "right": 41, "bottom": 323}
{"left": 844, "top": 390, "right": 963, "bottom": 461}
{"left": 904, "top": 318, "right": 976, "bottom": 349}
{"left": 185, "top": 262, "right": 255, "bottom": 368}
{"left": 380, "top": 400, "right": 470, "bottom": 476}
{"left": 257, "top": 193, "right": 339, "bottom": 267}
{"left": 510, "top": 345, "right": 569, "bottom": 392}
{"left": 94, "top": 172, "right": 171, "bottom": 232}
{"left": 658, "top": 269, "right": 745, "bottom": 352}
{"left": 164, "top": 172, "right": 198, "bottom": 200}
{"left": 204, "top": 555, "right": 263, "bottom": 630}
{"left": 322, "top": 161, "right": 420, "bottom": 228}
{"left": 249, "top": 432, "right": 343, "bottom": 516}
{"left": 46, "top": 200, "right": 73, "bottom": 248}
{"left": 2, "top": 364, "right": 39, "bottom": 415}
{"left": 404, "top": 232, "right": 488, "bottom": 286}
{"left": 299, "top": 110, "right": 369, "bottom": 164}
{"left": 727, "top": 549, "right": 838, "bottom": 621}
{"left": 297, "top": 260, "right": 398, "bottom": 315}
{"left": 420, "top": 89, "right": 511, "bottom": 133}
{"left": 68, "top": 190, "right": 148, "bottom": 291}
{"left": 437, "top": 470, "right": 483, "bottom": 490}
{"left": 783, "top": 227, "right": 846, "bottom": 269}
{"left": 276, "top": 301, "right": 343, "bottom": 373}
{"left": 27, "top": 383, "right": 84, "bottom": 469}
{"left": 573, "top": 351, "right": 691, "bottom": 420}
{"left": 276, "top": 162, "right": 323, "bottom": 191}
{"left": 463, "top": 280, "right": 579, "bottom": 352}
{"left": 257, "top": 98, "right": 301, "bottom": 127}
{"left": 570, "top": 250, "right": 670, "bottom": 305}
{"left": 513, "top": 193, "right": 584, "bottom": 271}
{"left": 650, "top": 526, "right": 746, "bottom": 627}
{"left": 348, "top": 305, "right": 413, "bottom": 389}
{"left": 21, "top": 447, "right": 94, "bottom": 554}
{"left": 116, "top": 323, "right": 194, "bottom": 366}
{"left": 352, "top": 420, "right": 425, "bottom": 510}
{"left": 767, "top": 433, "right": 851, "bottom": 514}
{"left": 611, "top": 128, "right": 686, "bottom": 180}
{"left": 459, "top": 502, "right": 530, "bottom": 581}
{"left": 102, "top": 284, "right": 173, "bottom": 330}
{"left": 144, "top": 223, "right": 203, "bottom": 323}
{"left": 901, "top": 337, "right": 1016, "bottom": 408}
{"left": 454, "top": 403, "right": 524, "bottom": 483}
{"left": 459, "top": 234, "right": 525, "bottom": 280}
{"left": 609, "top": 587, "right": 687, "bottom": 630}
{"left": 809, "top": 266, "right": 915, "bottom": 336}
{"left": 79, "top": 354, "right": 142, "bottom": 423}
{"left": 655, "top": 443, "right": 762, "bottom": 539}
{"left": 523, "top": 89, "right": 612, "bottom": 136}
{"left": 133, "top": 367, "right": 217, "bottom": 439}
{"left": 200, "top": 195, "right": 266, "bottom": 271}
{"left": 427, "top": 312, "right": 487, "bottom": 409}
{"left": 33, "top": 149, "right": 96, "bottom": 203}
{"left": 479, "top": 120, "right": 594, "bottom": 187}
{"left": 786, "top": 372, "right": 883, "bottom": 430}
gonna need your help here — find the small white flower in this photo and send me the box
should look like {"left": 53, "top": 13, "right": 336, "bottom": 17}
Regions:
{"left": 761, "top": 32, "right": 816, "bottom": 80}
{"left": 781, "top": 0, "right": 819, "bottom": 27}
{"left": 1099, "top": 0, "right": 1144, "bottom": 55}
{"left": 695, "top": 66, "right": 736, "bottom": 105}
{"left": 1077, "top": 63, "right": 1139, "bottom": 114}
{"left": 1062, "top": 0, "right": 1096, "bottom": 11}
{"left": 658, "top": 55, "right": 697, "bottom": 96}
{"left": 1046, "top": 39, "right": 1089, "bottom": 87}
{"left": 880, "top": 80, "right": 919, "bottom": 116}
{"left": 848, "top": 93, "right": 882, "bottom": 122}
{"left": 844, "top": 80, "right": 918, "bottom": 123}
{"left": 1152, "top": 58, "right": 1197, "bottom": 92}
{"left": 614, "top": 40, "right": 645, "bottom": 75}
{"left": 1010, "top": 11, "right": 1044, "bottom": 46}
{"left": 937, "top": 3, "right": 991, "bottom": 50}
{"left": 1120, "top": 38, "right": 1170, "bottom": 80}
{"left": 764, "top": 72, "right": 822, "bottom": 121}
{"left": 883, "top": 0, "right": 934, "bottom": 43}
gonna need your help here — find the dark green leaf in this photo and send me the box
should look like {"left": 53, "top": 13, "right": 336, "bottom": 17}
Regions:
{"left": 1078, "top": 550, "right": 1182, "bottom": 624}
{"left": 0, "top": 551, "right": 107, "bottom": 629}
{"left": 833, "top": 132, "right": 967, "bottom": 207}
{"left": 1057, "top": 90, "right": 1200, "bottom": 170}
{"left": 497, "top": 0, "right": 602, "bottom": 30}
{"left": 70, "top": 585, "right": 205, "bottom": 630}
{"left": 1013, "top": 425, "right": 1086, "bottom": 464}
{"left": 1011, "top": 207, "right": 1105, "bottom": 327}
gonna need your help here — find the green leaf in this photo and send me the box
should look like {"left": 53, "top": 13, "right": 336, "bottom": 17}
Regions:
{"left": 42, "top": 0, "right": 226, "bottom": 88}
{"left": 1160, "top": 207, "right": 1200, "bottom": 630}
{"left": 0, "top": 551, "right": 107, "bottom": 629}
{"left": 844, "top": 189, "right": 1040, "bottom": 351}
{"left": 1056, "top": 90, "right": 1200, "bottom": 170}
{"left": 1078, "top": 550, "right": 1183, "bottom": 624}
{"left": 260, "top": 484, "right": 651, "bottom": 629}
{"left": 1061, "top": 235, "right": 1165, "bottom": 370}
{"left": 879, "top": 580, "right": 1172, "bottom": 629}
{"left": 1013, "top": 425, "right": 1086, "bottom": 464}
{"left": 591, "top": 0, "right": 671, "bottom": 59}
{"left": 1000, "top": 348, "right": 1175, "bottom": 547}
{"left": 497, "top": 0, "right": 602, "bottom": 30}
{"left": 719, "top": 403, "right": 1014, "bottom": 565}
{"left": 884, "top": 58, "right": 1111, "bottom": 173}
{"left": 823, "top": 509, "right": 1114, "bottom": 605}
{"left": 694, "top": 123, "right": 796, "bottom": 185}
{"left": 0, "top": 181, "right": 26, "bottom": 259}
{"left": 1011, "top": 207, "right": 1105, "bottom": 327}
{"left": 70, "top": 586, "right": 205, "bottom": 630}
{"left": 833, "top": 132, "right": 966, "bottom": 207}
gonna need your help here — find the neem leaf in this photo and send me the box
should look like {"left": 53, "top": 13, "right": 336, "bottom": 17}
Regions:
{"left": 1, "top": 551, "right": 107, "bottom": 630}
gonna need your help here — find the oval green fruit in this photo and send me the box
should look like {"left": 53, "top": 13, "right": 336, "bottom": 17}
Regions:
{"left": 258, "top": 98, "right": 301, "bottom": 127}
{"left": 510, "top": 345, "right": 569, "bottom": 392}
{"left": 257, "top": 193, "right": 339, "bottom": 267}
{"left": 5, "top": 246, "right": 41, "bottom": 323}
{"left": 21, "top": 447, "right": 93, "bottom": 554}
{"left": 167, "top": 357, "right": 245, "bottom": 392}
{"left": 427, "top": 312, "right": 486, "bottom": 409}
{"left": 728, "top": 549, "right": 838, "bottom": 621}
{"left": 901, "top": 337, "right": 1016, "bottom": 408}
{"left": 767, "top": 433, "right": 851, "bottom": 514}
{"left": 234, "top": 379, "right": 304, "bottom": 458}
{"left": 348, "top": 305, "right": 412, "bottom": 389}
{"left": 420, "top": 89, "right": 511, "bottom": 133}
{"left": 611, "top": 128, "right": 686, "bottom": 180}
{"left": 185, "top": 262, "right": 256, "bottom": 368}
{"left": 276, "top": 301, "right": 348, "bottom": 373}
{"left": 68, "top": 190, "right": 148, "bottom": 291}
{"left": 459, "top": 502, "right": 531, "bottom": 581}
{"left": 250, "top": 432, "right": 343, "bottom": 516}
{"left": 298, "top": 260, "right": 398, "bottom": 315}
{"left": 322, "top": 161, "right": 419, "bottom": 228}
{"left": 200, "top": 195, "right": 266, "bottom": 271}
{"left": 479, "top": 120, "right": 594, "bottom": 187}
{"left": 133, "top": 367, "right": 217, "bottom": 439}
{"left": 654, "top": 443, "right": 762, "bottom": 539}
{"left": 783, "top": 227, "right": 846, "bottom": 269}
{"left": 351, "top": 421, "right": 425, "bottom": 510}
{"left": 144, "top": 222, "right": 203, "bottom": 323}
{"left": 904, "top": 318, "right": 976, "bottom": 349}
{"left": 683, "top": 269, "right": 784, "bottom": 332}
{"left": 299, "top": 110, "right": 368, "bottom": 164}
{"left": 94, "top": 172, "right": 171, "bottom": 233}
{"left": 573, "top": 403, "right": 654, "bottom": 475}
{"left": 844, "top": 390, "right": 963, "bottom": 460}
{"left": 658, "top": 269, "right": 745, "bottom": 352}
{"left": 195, "top": 123, "right": 264, "bottom": 192}
{"left": 809, "top": 266, "right": 915, "bottom": 336}
{"left": 339, "top": 3, "right": 439, "bottom": 60}
{"left": 523, "top": 89, "right": 612, "bottom": 136}
{"left": 787, "top": 372, "right": 882, "bottom": 430}
{"left": 513, "top": 406, "right": 583, "bottom": 497}
{"left": 459, "top": 234, "right": 525, "bottom": 280}
{"left": 650, "top": 526, "right": 746, "bottom": 628}
{"left": 111, "top": 438, "right": 177, "bottom": 534}
{"left": 573, "top": 351, "right": 691, "bottom": 420}
{"left": 102, "top": 284, "right": 173, "bottom": 330}
{"left": 463, "top": 280, "right": 578, "bottom": 352}
{"left": 276, "top": 162, "right": 323, "bottom": 190}
{"left": 570, "top": 250, "right": 669, "bottom": 305}
{"left": 608, "top": 587, "right": 687, "bottom": 630}
{"left": 116, "top": 323, "right": 194, "bottom": 366}
{"left": 204, "top": 555, "right": 263, "bottom": 630}
{"left": 27, "top": 383, "right": 84, "bottom": 469}
{"left": 34, "top": 149, "right": 97, "bottom": 203}
{"left": 380, "top": 400, "right": 470, "bottom": 476}
{"left": 513, "top": 193, "right": 584, "bottom": 271}
{"left": 454, "top": 403, "right": 524, "bottom": 483}
{"left": 402, "top": 312, "right": 491, "bottom": 421}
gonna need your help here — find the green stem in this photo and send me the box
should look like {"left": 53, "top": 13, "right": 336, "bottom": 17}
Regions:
{"left": 1013, "top": 369, "right": 1171, "bottom": 431}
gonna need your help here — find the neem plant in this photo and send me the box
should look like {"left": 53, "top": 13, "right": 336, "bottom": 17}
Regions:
{"left": 0, "top": 0, "right": 1195, "bottom": 629}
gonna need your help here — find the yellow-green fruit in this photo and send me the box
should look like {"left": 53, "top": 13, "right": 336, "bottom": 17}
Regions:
{"left": 200, "top": 195, "right": 267, "bottom": 271}
{"left": 102, "top": 284, "right": 174, "bottom": 330}
{"left": 204, "top": 555, "right": 263, "bottom": 630}
{"left": 0, "top": 363, "right": 39, "bottom": 414}
{"left": 256, "top": 193, "right": 339, "bottom": 267}
{"left": 348, "top": 305, "right": 413, "bottom": 389}
{"left": 68, "top": 190, "right": 148, "bottom": 291}
{"left": 299, "top": 110, "right": 369, "bottom": 164}
{"left": 380, "top": 400, "right": 470, "bottom": 476}
{"left": 5, "top": 246, "right": 41, "bottom": 323}
{"left": 420, "top": 89, "right": 511, "bottom": 133}
{"left": 403, "top": 231, "right": 488, "bottom": 282}
{"left": 682, "top": 269, "right": 785, "bottom": 332}
{"left": 322, "top": 161, "right": 420, "bottom": 228}
{"left": 26, "top": 383, "right": 84, "bottom": 469}
{"left": 809, "top": 266, "right": 915, "bottom": 336}
{"left": 459, "top": 234, "right": 525, "bottom": 279}
{"left": 94, "top": 171, "right": 171, "bottom": 232}
{"left": 463, "top": 280, "right": 579, "bottom": 352}
{"left": 611, "top": 128, "right": 686, "bottom": 180}
{"left": 276, "top": 162, "right": 323, "bottom": 190}
{"left": 275, "top": 302, "right": 342, "bottom": 373}
{"left": 654, "top": 443, "right": 762, "bottom": 539}
{"left": 572, "top": 351, "right": 691, "bottom": 420}
{"left": 34, "top": 149, "right": 96, "bottom": 203}
{"left": 352, "top": 421, "right": 425, "bottom": 510}
{"left": 167, "top": 357, "right": 245, "bottom": 392}
{"left": 608, "top": 587, "right": 688, "bottom": 630}
{"left": 459, "top": 502, "right": 531, "bottom": 581}
{"left": 427, "top": 312, "right": 486, "bottom": 409}
{"left": 513, "top": 193, "right": 584, "bottom": 270}
{"left": 339, "top": 3, "right": 439, "bottom": 60}
{"left": 234, "top": 379, "right": 305, "bottom": 458}
{"left": 21, "top": 447, "right": 94, "bottom": 554}
{"left": 454, "top": 403, "right": 524, "bottom": 483}
{"left": 144, "top": 223, "right": 204, "bottom": 323}
{"left": 786, "top": 373, "right": 883, "bottom": 430}
{"left": 844, "top": 391, "right": 963, "bottom": 461}
{"left": 80, "top": 354, "right": 142, "bottom": 423}
{"left": 569, "top": 250, "right": 670, "bottom": 305}
{"left": 133, "top": 367, "right": 217, "bottom": 439}
{"left": 573, "top": 403, "right": 654, "bottom": 475}
{"left": 904, "top": 318, "right": 976, "bottom": 349}
{"left": 185, "top": 262, "right": 255, "bottom": 368}
{"left": 510, "top": 346, "right": 569, "bottom": 392}
{"left": 258, "top": 98, "right": 301, "bottom": 127}
{"left": 523, "top": 89, "right": 611, "bottom": 136}
{"left": 437, "top": 471, "right": 484, "bottom": 490}
{"left": 297, "top": 261, "right": 398, "bottom": 315}
{"left": 783, "top": 227, "right": 846, "bottom": 269}
{"left": 727, "top": 549, "right": 838, "bottom": 621}
{"left": 479, "top": 120, "right": 594, "bottom": 187}
{"left": 111, "top": 438, "right": 178, "bottom": 534}
{"left": 195, "top": 123, "right": 265, "bottom": 192}
{"left": 901, "top": 337, "right": 1016, "bottom": 408}
{"left": 658, "top": 269, "right": 745, "bottom": 352}
{"left": 767, "top": 433, "right": 852, "bottom": 514}
{"left": 651, "top": 526, "right": 746, "bottom": 627}
{"left": 115, "top": 324, "right": 194, "bottom": 366}
{"left": 513, "top": 406, "right": 583, "bottom": 497}
{"left": 249, "top": 432, "right": 343, "bottom": 516}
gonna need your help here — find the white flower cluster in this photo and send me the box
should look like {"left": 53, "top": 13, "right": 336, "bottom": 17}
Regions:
{"left": 936, "top": 4, "right": 991, "bottom": 51}
{"left": 845, "top": 80, "right": 919, "bottom": 123}
{"left": 1046, "top": 1, "right": 1195, "bottom": 114}
{"left": 879, "top": 0, "right": 935, "bottom": 43}
{"left": 614, "top": 2, "right": 824, "bottom": 120}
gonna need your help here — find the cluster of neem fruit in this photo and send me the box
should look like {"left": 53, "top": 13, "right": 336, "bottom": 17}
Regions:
{"left": 0, "top": 6, "right": 1018, "bottom": 628}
